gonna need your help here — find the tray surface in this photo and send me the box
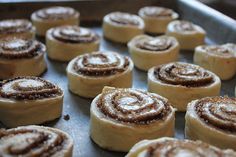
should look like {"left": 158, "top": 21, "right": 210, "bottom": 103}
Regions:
{"left": 0, "top": 1, "right": 236, "bottom": 157}
{"left": 38, "top": 27, "right": 236, "bottom": 156}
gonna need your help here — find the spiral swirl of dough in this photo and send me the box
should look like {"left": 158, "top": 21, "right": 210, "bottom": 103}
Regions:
{"left": 96, "top": 88, "right": 173, "bottom": 124}
{"left": 0, "top": 77, "right": 62, "bottom": 100}
{"left": 0, "top": 38, "right": 45, "bottom": 59}
{"left": 0, "top": 125, "right": 72, "bottom": 157}
{"left": 73, "top": 52, "right": 130, "bottom": 76}
{"left": 193, "top": 96, "right": 236, "bottom": 133}
{"left": 173, "top": 21, "right": 196, "bottom": 33}
{"left": 137, "top": 138, "right": 235, "bottom": 157}
{"left": 51, "top": 26, "right": 99, "bottom": 43}
{"left": 139, "top": 6, "right": 173, "bottom": 17}
{"left": 0, "top": 19, "right": 33, "bottom": 34}
{"left": 35, "top": 6, "right": 78, "bottom": 20}
{"left": 136, "top": 36, "right": 173, "bottom": 51}
{"left": 154, "top": 62, "right": 214, "bottom": 87}
{"left": 109, "top": 12, "right": 141, "bottom": 26}
{"left": 201, "top": 44, "right": 236, "bottom": 57}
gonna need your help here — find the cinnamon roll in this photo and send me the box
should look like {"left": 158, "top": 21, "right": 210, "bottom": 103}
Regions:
{"left": 0, "top": 19, "right": 35, "bottom": 40}
{"left": 186, "top": 96, "right": 236, "bottom": 150}
{"left": 0, "top": 38, "right": 47, "bottom": 79}
{"left": 138, "top": 6, "right": 179, "bottom": 34}
{"left": 194, "top": 43, "right": 236, "bottom": 80}
{"left": 126, "top": 137, "right": 236, "bottom": 157}
{"left": 31, "top": 6, "right": 79, "bottom": 36}
{"left": 103, "top": 12, "right": 144, "bottom": 43}
{"left": 128, "top": 35, "right": 179, "bottom": 71}
{"left": 166, "top": 20, "right": 206, "bottom": 50}
{"left": 46, "top": 25, "right": 100, "bottom": 61}
{"left": 0, "top": 77, "right": 63, "bottom": 127}
{"left": 67, "top": 51, "right": 133, "bottom": 98}
{"left": 148, "top": 62, "right": 221, "bottom": 111}
{"left": 0, "top": 125, "right": 73, "bottom": 157}
{"left": 90, "top": 87, "right": 175, "bottom": 152}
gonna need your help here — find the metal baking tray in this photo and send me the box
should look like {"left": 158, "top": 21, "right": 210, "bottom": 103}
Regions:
{"left": 0, "top": 0, "right": 235, "bottom": 156}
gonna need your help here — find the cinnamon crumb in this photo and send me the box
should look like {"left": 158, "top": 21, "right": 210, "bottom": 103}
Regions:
{"left": 63, "top": 114, "right": 70, "bottom": 121}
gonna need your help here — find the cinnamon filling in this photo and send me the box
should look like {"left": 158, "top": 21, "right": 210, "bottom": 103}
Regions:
{"left": 0, "top": 126, "right": 69, "bottom": 156}
{"left": 51, "top": 26, "right": 99, "bottom": 43}
{"left": 0, "top": 19, "right": 33, "bottom": 34}
{"left": 73, "top": 52, "right": 130, "bottom": 76}
{"left": 141, "top": 7, "right": 173, "bottom": 17}
{"left": 0, "top": 39, "right": 45, "bottom": 59}
{"left": 145, "top": 139, "right": 224, "bottom": 157}
{"left": 109, "top": 12, "right": 140, "bottom": 26}
{"left": 154, "top": 62, "right": 214, "bottom": 87}
{"left": 97, "top": 88, "right": 172, "bottom": 124}
{"left": 35, "top": 6, "right": 78, "bottom": 20}
{"left": 174, "top": 21, "right": 196, "bottom": 32}
{"left": 136, "top": 37, "right": 173, "bottom": 51}
{"left": 0, "top": 76, "right": 62, "bottom": 100}
{"left": 195, "top": 96, "right": 236, "bottom": 133}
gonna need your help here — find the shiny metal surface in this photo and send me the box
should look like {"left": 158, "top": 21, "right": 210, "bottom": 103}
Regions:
{"left": 0, "top": 0, "right": 235, "bottom": 156}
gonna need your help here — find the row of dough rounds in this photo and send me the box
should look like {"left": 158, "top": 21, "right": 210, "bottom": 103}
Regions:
{"left": 0, "top": 5, "right": 235, "bottom": 157}
{"left": 0, "top": 6, "right": 235, "bottom": 80}
{"left": 0, "top": 83, "right": 236, "bottom": 156}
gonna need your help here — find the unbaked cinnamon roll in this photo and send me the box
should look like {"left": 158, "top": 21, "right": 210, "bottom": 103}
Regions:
{"left": 166, "top": 20, "right": 206, "bottom": 50}
{"left": 185, "top": 96, "right": 236, "bottom": 150}
{"left": 0, "top": 125, "right": 73, "bottom": 157}
{"left": 128, "top": 35, "right": 179, "bottom": 71}
{"left": 90, "top": 87, "right": 175, "bottom": 152}
{"left": 148, "top": 62, "right": 221, "bottom": 111}
{"left": 138, "top": 6, "right": 179, "bottom": 34}
{"left": 0, "top": 38, "right": 47, "bottom": 79}
{"left": 67, "top": 51, "right": 133, "bottom": 98}
{"left": 194, "top": 43, "right": 236, "bottom": 80}
{"left": 31, "top": 6, "right": 79, "bottom": 36}
{"left": 103, "top": 12, "right": 144, "bottom": 43}
{"left": 0, "top": 77, "right": 63, "bottom": 127}
{"left": 0, "top": 19, "right": 35, "bottom": 40}
{"left": 126, "top": 137, "right": 236, "bottom": 157}
{"left": 46, "top": 25, "right": 100, "bottom": 61}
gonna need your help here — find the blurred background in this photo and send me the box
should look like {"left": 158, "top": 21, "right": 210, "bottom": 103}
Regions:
{"left": 199, "top": 0, "right": 236, "bottom": 19}
{"left": 0, "top": 0, "right": 235, "bottom": 20}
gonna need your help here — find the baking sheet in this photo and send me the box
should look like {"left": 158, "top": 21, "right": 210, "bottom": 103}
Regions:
{"left": 0, "top": 0, "right": 236, "bottom": 156}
